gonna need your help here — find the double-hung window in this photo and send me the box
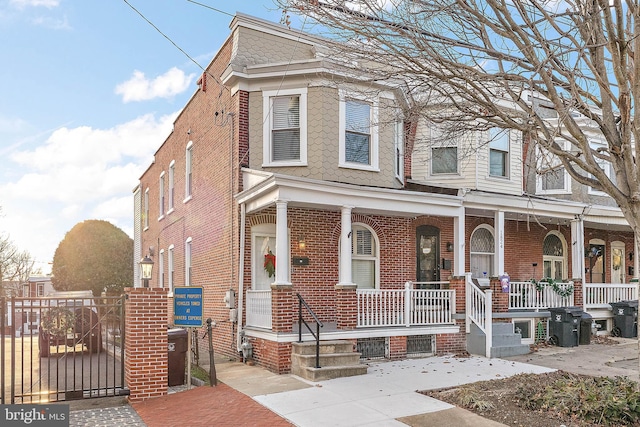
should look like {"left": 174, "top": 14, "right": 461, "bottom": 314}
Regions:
{"left": 263, "top": 88, "right": 307, "bottom": 166}
{"left": 588, "top": 142, "right": 615, "bottom": 196}
{"left": 536, "top": 139, "right": 570, "bottom": 194}
{"left": 185, "top": 141, "right": 193, "bottom": 201}
{"left": 159, "top": 249, "right": 165, "bottom": 288}
{"left": 351, "top": 225, "right": 379, "bottom": 289}
{"left": 185, "top": 237, "right": 192, "bottom": 286}
{"left": 159, "top": 171, "right": 165, "bottom": 219}
{"left": 394, "top": 119, "right": 404, "bottom": 181}
{"left": 144, "top": 188, "right": 149, "bottom": 229}
{"left": 339, "top": 91, "right": 379, "bottom": 170}
{"left": 489, "top": 128, "right": 509, "bottom": 178}
{"left": 168, "top": 160, "right": 175, "bottom": 212}
{"left": 168, "top": 245, "right": 174, "bottom": 293}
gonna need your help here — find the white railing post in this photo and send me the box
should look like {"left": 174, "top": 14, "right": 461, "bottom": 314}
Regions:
{"left": 485, "top": 289, "right": 492, "bottom": 358}
{"left": 465, "top": 273, "right": 472, "bottom": 333}
{"left": 404, "top": 282, "right": 411, "bottom": 327}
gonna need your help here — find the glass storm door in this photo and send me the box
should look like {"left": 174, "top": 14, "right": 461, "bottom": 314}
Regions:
{"left": 417, "top": 225, "right": 440, "bottom": 283}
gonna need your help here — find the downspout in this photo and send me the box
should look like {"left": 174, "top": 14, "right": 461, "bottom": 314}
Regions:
{"left": 236, "top": 202, "right": 246, "bottom": 352}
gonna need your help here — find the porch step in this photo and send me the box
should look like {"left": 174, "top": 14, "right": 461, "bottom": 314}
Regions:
{"left": 291, "top": 340, "right": 368, "bottom": 381}
{"left": 467, "top": 322, "right": 531, "bottom": 358}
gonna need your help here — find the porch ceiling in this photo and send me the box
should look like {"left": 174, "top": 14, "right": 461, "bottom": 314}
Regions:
{"left": 237, "top": 170, "right": 464, "bottom": 218}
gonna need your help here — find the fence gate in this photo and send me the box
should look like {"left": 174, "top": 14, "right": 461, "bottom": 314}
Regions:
{"left": 1, "top": 295, "right": 127, "bottom": 404}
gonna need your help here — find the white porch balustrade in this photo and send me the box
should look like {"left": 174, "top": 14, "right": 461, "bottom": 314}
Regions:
{"left": 509, "top": 281, "right": 574, "bottom": 310}
{"left": 245, "top": 290, "right": 272, "bottom": 329}
{"left": 583, "top": 283, "right": 638, "bottom": 310}
{"left": 356, "top": 282, "right": 455, "bottom": 328}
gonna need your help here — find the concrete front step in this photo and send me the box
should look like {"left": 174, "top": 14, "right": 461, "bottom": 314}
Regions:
{"left": 292, "top": 340, "right": 353, "bottom": 355}
{"left": 291, "top": 339, "right": 367, "bottom": 381}
{"left": 292, "top": 364, "right": 369, "bottom": 382}
{"left": 292, "top": 352, "right": 362, "bottom": 368}
{"left": 490, "top": 343, "right": 531, "bottom": 358}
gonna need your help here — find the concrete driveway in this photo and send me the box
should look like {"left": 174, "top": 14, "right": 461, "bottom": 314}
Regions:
{"left": 502, "top": 336, "right": 640, "bottom": 381}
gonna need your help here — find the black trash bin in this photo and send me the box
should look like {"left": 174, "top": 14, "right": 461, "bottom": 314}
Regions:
{"left": 610, "top": 300, "right": 638, "bottom": 338}
{"left": 579, "top": 312, "right": 592, "bottom": 345}
{"left": 548, "top": 306, "right": 582, "bottom": 347}
{"left": 168, "top": 328, "right": 188, "bottom": 386}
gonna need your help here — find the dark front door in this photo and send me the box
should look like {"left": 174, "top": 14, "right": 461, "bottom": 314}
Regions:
{"left": 417, "top": 225, "right": 440, "bottom": 283}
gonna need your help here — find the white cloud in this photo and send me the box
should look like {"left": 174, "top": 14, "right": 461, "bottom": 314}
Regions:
{"left": 115, "top": 67, "right": 196, "bottom": 103}
{"left": 0, "top": 111, "right": 177, "bottom": 272}
{"left": 0, "top": 115, "right": 29, "bottom": 133}
{"left": 9, "top": 0, "right": 59, "bottom": 9}
{"left": 30, "top": 14, "right": 69, "bottom": 30}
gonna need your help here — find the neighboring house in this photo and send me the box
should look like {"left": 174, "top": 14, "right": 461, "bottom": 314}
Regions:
{"left": 134, "top": 13, "right": 636, "bottom": 373}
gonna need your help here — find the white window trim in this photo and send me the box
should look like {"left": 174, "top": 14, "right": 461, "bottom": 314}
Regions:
{"left": 536, "top": 140, "right": 571, "bottom": 195}
{"left": 158, "top": 171, "right": 165, "bottom": 221}
{"left": 587, "top": 145, "right": 614, "bottom": 196}
{"left": 543, "top": 231, "right": 568, "bottom": 280}
{"left": 143, "top": 187, "right": 150, "bottom": 230}
{"left": 168, "top": 244, "right": 175, "bottom": 296}
{"left": 488, "top": 129, "right": 510, "bottom": 179}
{"left": 338, "top": 90, "right": 379, "bottom": 171}
{"left": 394, "top": 119, "right": 404, "bottom": 182}
{"left": 513, "top": 318, "right": 535, "bottom": 345}
{"left": 262, "top": 88, "right": 308, "bottom": 167}
{"left": 348, "top": 223, "right": 380, "bottom": 289}
{"left": 469, "top": 224, "right": 495, "bottom": 278}
{"left": 185, "top": 237, "right": 192, "bottom": 287}
{"left": 430, "top": 145, "right": 459, "bottom": 176}
{"left": 168, "top": 160, "right": 175, "bottom": 214}
{"left": 184, "top": 141, "right": 193, "bottom": 203}
{"left": 159, "top": 249, "right": 165, "bottom": 289}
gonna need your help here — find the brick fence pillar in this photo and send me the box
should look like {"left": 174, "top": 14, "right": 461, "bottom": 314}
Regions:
{"left": 448, "top": 276, "right": 466, "bottom": 315}
{"left": 124, "top": 287, "right": 168, "bottom": 403}
{"left": 335, "top": 284, "right": 357, "bottom": 330}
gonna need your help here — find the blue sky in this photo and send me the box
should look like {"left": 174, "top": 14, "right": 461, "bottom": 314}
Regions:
{"left": 0, "top": 0, "right": 290, "bottom": 274}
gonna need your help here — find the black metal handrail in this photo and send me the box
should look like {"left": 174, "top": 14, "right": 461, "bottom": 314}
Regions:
{"left": 296, "top": 293, "right": 323, "bottom": 368}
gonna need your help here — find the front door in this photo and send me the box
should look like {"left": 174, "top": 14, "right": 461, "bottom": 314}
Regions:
{"left": 589, "top": 244, "right": 605, "bottom": 283}
{"left": 417, "top": 225, "right": 440, "bottom": 284}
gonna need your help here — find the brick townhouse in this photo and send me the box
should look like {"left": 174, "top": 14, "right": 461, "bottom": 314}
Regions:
{"left": 133, "top": 12, "right": 637, "bottom": 374}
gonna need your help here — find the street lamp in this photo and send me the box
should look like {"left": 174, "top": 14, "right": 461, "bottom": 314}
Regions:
{"left": 139, "top": 255, "right": 154, "bottom": 288}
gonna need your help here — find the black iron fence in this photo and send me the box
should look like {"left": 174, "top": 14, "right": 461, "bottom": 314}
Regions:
{"left": 1, "top": 295, "right": 127, "bottom": 403}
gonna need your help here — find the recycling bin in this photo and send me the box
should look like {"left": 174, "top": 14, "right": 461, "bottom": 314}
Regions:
{"left": 168, "top": 328, "right": 188, "bottom": 386}
{"left": 579, "top": 312, "right": 592, "bottom": 345}
{"left": 610, "top": 300, "right": 638, "bottom": 338}
{"left": 548, "top": 306, "right": 582, "bottom": 347}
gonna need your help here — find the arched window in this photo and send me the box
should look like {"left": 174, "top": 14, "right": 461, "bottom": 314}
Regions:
{"left": 543, "top": 232, "right": 566, "bottom": 280}
{"left": 470, "top": 225, "right": 494, "bottom": 278}
{"left": 351, "top": 224, "right": 379, "bottom": 289}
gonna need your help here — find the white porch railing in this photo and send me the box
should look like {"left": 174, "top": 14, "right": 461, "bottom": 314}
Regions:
{"left": 509, "top": 281, "right": 574, "bottom": 310}
{"left": 245, "top": 290, "right": 272, "bottom": 329}
{"left": 584, "top": 283, "right": 638, "bottom": 310}
{"left": 465, "top": 273, "right": 492, "bottom": 357}
{"left": 356, "top": 282, "right": 455, "bottom": 328}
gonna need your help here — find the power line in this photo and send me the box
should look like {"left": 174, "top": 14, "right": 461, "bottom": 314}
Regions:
{"left": 185, "top": 0, "right": 234, "bottom": 18}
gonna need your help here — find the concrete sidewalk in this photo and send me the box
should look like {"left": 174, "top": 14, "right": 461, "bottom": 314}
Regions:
{"left": 244, "top": 356, "right": 553, "bottom": 427}
{"left": 68, "top": 337, "right": 640, "bottom": 426}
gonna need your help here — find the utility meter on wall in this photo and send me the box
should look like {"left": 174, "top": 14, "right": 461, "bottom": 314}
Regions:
{"left": 224, "top": 289, "right": 235, "bottom": 309}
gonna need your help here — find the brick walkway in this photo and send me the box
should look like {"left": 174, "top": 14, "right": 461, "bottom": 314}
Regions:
{"left": 131, "top": 384, "right": 294, "bottom": 427}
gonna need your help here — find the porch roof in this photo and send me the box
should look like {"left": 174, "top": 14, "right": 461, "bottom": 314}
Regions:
{"left": 463, "top": 190, "right": 630, "bottom": 231}
{"left": 237, "top": 169, "right": 464, "bottom": 217}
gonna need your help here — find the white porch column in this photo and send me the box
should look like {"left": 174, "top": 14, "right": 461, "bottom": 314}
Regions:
{"left": 494, "top": 210, "right": 505, "bottom": 276}
{"left": 570, "top": 216, "right": 585, "bottom": 281}
{"left": 339, "top": 206, "right": 354, "bottom": 286}
{"left": 274, "top": 200, "right": 291, "bottom": 286}
{"left": 453, "top": 208, "right": 465, "bottom": 276}
{"left": 633, "top": 232, "right": 640, "bottom": 281}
